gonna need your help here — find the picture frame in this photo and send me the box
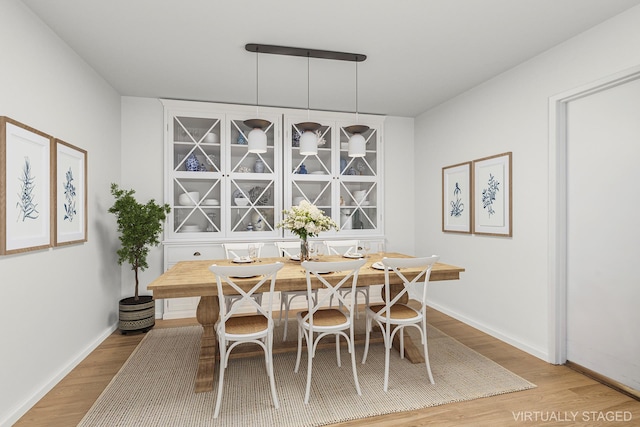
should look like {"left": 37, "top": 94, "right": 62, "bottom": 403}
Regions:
{"left": 442, "top": 161, "right": 472, "bottom": 233}
{"left": 473, "top": 152, "right": 512, "bottom": 236}
{"left": 53, "top": 139, "right": 88, "bottom": 246}
{"left": 0, "top": 117, "right": 53, "bottom": 255}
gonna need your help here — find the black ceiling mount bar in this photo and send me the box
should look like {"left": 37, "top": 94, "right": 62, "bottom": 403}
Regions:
{"left": 245, "top": 43, "right": 366, "bottom": 62}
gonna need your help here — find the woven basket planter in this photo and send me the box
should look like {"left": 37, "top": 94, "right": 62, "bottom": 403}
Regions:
{"left": 119, "top": 295, "right": 155, "bottom": 334}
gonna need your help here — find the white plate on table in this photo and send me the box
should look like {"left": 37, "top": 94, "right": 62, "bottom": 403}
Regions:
{"left": 372, "top": 261, "right": 385, "bottom": 270}
{"left": 232, "top": 257, "right": 254, "bottom": 263}
{"left": 343, "top": 253, "right": 363, "bottom": 259}
{"left": 289, "top": 255, "right": 300, "bottom": 261}
{"left": 230, "top": 275, "right": 259, "bottom": 279}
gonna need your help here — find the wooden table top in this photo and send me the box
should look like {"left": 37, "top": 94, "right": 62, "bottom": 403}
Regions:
{"left": 148, "top": 252, "right": 465, "bottom": 299}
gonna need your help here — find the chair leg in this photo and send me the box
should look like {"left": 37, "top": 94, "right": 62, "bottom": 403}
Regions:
{"left": 263, "top": 337, "right": 269, "bottom": 371}
{"left": 335, "top": 334, "right": 341, "bottom": 367}
{"left": 294, "top": 324, "right": 303, "bottom": 373}
{"left": 400, "top": 328, "right": 405, "bottom": 359}
{"left": 422, "top": 320, "right": 435, "bottom": 384}
{"left": 383, "top": 338, "right": 391, "bottom": 392}
{"left": 213, "top": 341, "right": 227, "bottom": 418}
{"left": 267, "top": 332, "right": 280, "bottom": 409}
{"left": 361, "top": 313, "right": 371, "bottom": 364}
{"left": 349, "top": 328, "right": 362, "bottom": 396}
{"left": 282, "top": 297, "right": 290, "bottom": 341}
{"left": 353, "top": 290, "right": 360, "bottom": 320}
{"left": 304, "top": 333, "right": 314, "bottom": 404}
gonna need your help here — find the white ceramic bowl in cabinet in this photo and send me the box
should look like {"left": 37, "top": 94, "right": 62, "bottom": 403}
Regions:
{"left": 178, "top": 191, "right": 200, "bottom": 206}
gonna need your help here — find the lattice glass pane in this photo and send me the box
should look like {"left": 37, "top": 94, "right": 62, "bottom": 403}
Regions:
{"left": 173, "top": 116, "right": 221, "bottom": 172}
{"left": 172, "top": 177, "right": 221, "bottom": 234}
{"left": 230, "top": 119, "right": 276, "bottom": 172}
{"left": 290, "top": 124, "right": 332, "bottom": 175}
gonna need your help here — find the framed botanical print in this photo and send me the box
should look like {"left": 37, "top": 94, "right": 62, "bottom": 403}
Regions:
{"left": 442, "top": 161, "right": 472, "bottom": 233}
{"left": 53, "top": 139, "right": 87, "bottom": 246}
{"left": 0, "top": 117, "right": 53, "bottom": 255}
{"left": 473, "top": 152, "right": 512, "bottom": 236}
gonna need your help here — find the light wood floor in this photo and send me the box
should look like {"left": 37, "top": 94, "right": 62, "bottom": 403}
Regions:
{"left": 15, "top": 308, "right": 640, "bottom": 426}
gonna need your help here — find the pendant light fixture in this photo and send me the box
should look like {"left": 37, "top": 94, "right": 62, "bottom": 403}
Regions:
{"left": 244, "top": 44, "right": 367, "bottom": 156}
{"left": 345, "top": 60, "right": 369, "bottom": 157}
{"left": 245, "top": 49, "right": 270, "bottom": 153}
{"left": 297, "top": 52, "right": 320, "bottom": 156}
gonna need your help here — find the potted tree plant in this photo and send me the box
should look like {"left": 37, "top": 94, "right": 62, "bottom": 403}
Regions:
{"left": 109, "top": 183, "right": 171, "bottom": 334}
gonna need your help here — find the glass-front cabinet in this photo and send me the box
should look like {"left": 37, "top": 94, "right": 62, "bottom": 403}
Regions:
{"left": 283, "top": 111, "right": 383, "bottom": 237}
{"left": 163, "top": 100, "right": 383, "bottom": 243}
{"left": 163, "top": 100, "right": 281, "bottom": 241}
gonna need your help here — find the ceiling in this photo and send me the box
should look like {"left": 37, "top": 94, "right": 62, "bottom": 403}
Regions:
{"left": 21, "top": 0, "right": 640, "bottom": 117}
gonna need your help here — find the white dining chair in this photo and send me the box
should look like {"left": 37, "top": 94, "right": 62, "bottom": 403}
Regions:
{"left": 324, "top": 240, "right": 369, "bottom": 318}
{"left": 295, "top": 258, "right": 366, "bottom": 404}
{"left": 222, "top": 242, "right": 264, "bottom": 312}
{"left": 275, "top": 241, "right": 318, "bottom": 341}
{"left": 361, "top": 255, "right": 440, "bottom": 392}
{"left": 208, "top": 261, "right": 284, "bottom": 418}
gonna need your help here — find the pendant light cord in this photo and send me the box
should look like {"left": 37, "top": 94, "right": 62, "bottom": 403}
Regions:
{"left": 307, "top": 52, "right": 311, "bottom": 120}
{"left": 355, "top": 60, "right": 359, "bottom": 124}
{"left": 255, "top": 50, "right": 259, "bottom": 116}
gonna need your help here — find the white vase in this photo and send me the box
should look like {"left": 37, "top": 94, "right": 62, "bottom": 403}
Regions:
{"left": 340, "top": 209, "right": 352, "bottom": 230}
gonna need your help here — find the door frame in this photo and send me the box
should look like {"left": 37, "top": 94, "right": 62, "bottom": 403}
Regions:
{"left": 547, "top": 64, "right": 640, "bottom": 364}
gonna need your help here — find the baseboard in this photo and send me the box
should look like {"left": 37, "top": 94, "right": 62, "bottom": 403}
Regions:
{"left": 565, "top": 361, "right": 640, "bottom": 401}
{"left": 426, "top": 300, "right": 549, "bottom": 361}
{"left": 1, "top": 323, "right": 118, "bottom": 427}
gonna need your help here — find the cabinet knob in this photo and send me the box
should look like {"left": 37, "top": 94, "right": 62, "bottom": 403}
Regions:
{"left": 193, "top": 251, "right": 201, "bottom": 256}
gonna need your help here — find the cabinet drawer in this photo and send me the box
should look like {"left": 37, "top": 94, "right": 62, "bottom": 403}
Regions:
{"left": 164, "top": 244, "right": 223, "bottom": 264}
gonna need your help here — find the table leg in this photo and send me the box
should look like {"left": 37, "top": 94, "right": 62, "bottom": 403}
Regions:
{"left": 383, "top": 284, "right": 425, "bottom": 364}
{"left": 194, "top": 295, "right": 219, "bottom": 393}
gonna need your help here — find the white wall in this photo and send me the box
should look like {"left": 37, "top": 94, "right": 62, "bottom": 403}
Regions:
{"left": 416, "top": 5, "right": 640, "bottom": 361}
{"left": 383, "top": 117, "right": 416, "bottom": 256}
{"left": 0, "top": 1, "right": 122, "bottom": 425}
{"left": 120, "top": 97, "right": 166, "bottom": 301}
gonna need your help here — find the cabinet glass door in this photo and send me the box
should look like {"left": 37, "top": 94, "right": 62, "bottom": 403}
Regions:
{"left": 284, "top": 112, "right": 383, "bottom": 237}
{"left": 337, "top": 125, "right": 380, "bottom": 233}
{"left": 226, "top": 115, "right": 280, "bottom": 237}
{"left": 169, "top": 114, "right": 224, "bottom": 238}
{"left": 284, "top": 117, "right": 337, "bottom": 235}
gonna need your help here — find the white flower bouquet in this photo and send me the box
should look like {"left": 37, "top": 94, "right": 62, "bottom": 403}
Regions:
{"left": 277, "top": 200, "right": 338, "bottom": 240}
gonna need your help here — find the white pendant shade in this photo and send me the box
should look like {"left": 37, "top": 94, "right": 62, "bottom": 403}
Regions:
{"left": 299, "top": 130, "right": 318, "bottom": 155}
{"left": 348, "top": 133, "right": 366, "bottom": 157}
{"left": 247, "top": 128, "right": 267, "bottom": 153}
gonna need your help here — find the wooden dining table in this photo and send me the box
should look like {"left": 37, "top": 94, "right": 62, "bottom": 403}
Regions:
{"left": 147, "top": 252, "right": 465, "bottom": 393}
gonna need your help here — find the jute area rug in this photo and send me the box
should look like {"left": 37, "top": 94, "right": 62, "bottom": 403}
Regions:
{"left": 79, "top": 321, "right": 535, "bottom": 426}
